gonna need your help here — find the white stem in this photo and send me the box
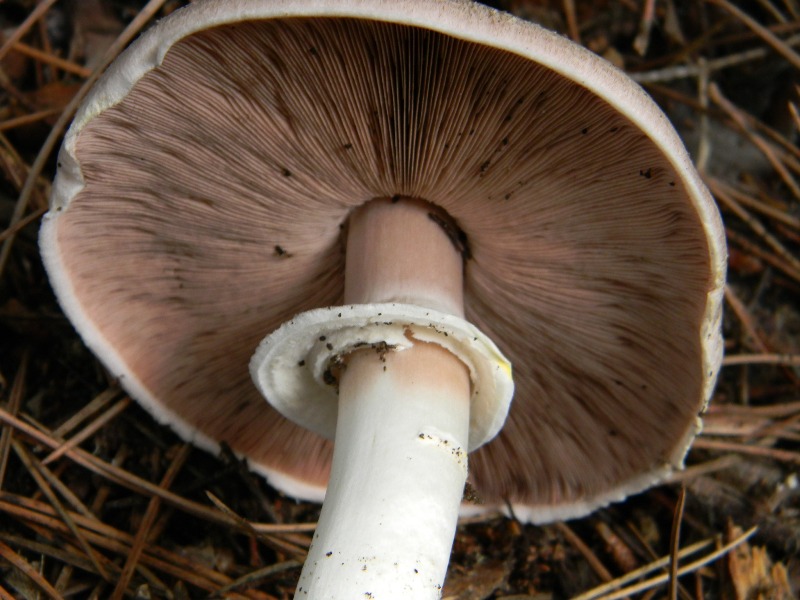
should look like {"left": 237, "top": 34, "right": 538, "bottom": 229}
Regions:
{"left": 294, "top": 198, "right": 470, "bottom": 599}
{"left": 296, "top": 341, "right": 471, "bottom": 599}
{"left": 344, "top": 198, "right": 465, "bottom": 317}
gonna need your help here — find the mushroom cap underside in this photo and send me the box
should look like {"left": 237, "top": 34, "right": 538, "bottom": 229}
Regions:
{"left": 41, "top": 1, "right": 726, "bottom": 521}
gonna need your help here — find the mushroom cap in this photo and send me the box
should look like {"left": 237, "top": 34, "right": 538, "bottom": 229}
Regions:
{"left": 40, "top": 0, "right": 726, "bottom": 522}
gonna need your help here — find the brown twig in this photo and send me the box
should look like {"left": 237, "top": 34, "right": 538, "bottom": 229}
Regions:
{"left": 708, "top": 178, "right": 800, "bottom": 231}
{"left": 51, "top": 386, "right": 121, "bottom": 438}
{"left": 0, "top": 206, "right": 46, "bottom": 244}
{"left": 723, "top": 285, "right": 770, "bottom": 353}
{"left": 213, "top": 560, "right": 302, "bottom": 597}
{"left": 0, "top": 349, "right": 28, "bottom": 488}
{"left": 725, "top": 227, "right": 800, "bottom": 283}
{"left": 575, "top": 527, "right": 758, "bottom": 600}
{"left": 631, "top": 33, "right": 800, "bottom": 83}
{"left": 709, "top": 83, "right": 800, "bottom": 201}
{"left": 10, "top": 42, "right": 93, "bottom": 78}
{"left": 0, "top": 131, "right": 50, "bottom": 207}
{"left": 43, "top": 396, "right": 131, "bottom": 465}
{"left": 563, "top": 0, "right": 581, "bottom": 43}
{"left": 0, "top": 407, "right": 240, "bottom": 527}
{"left": 707, "top": 0, "right": 800, "bottom": 69}
{"left": 0, "top": 0, "right": 60, "bottom": 62}
{"left": 706, "top": 400, "right": 800, "bottom": 418}
{"left": 555, "top": 521, "right": 614, "bottom": 583}
{"left": 0, "top": 406, "right": 317, "bottom": 537}
{"left": 0, "top": 494, "right": 263, "bottom": 599}
{"left": 723, "top": 353, "right": 800, "bottom": 366}
{"left": 0, "top": 0, "right": 171, "bottom": 277}
{"left": 0, "top": 539, "right": 64, "bottom": 600}
{"left": 37, "top": 7, "right": 56, "bottom": 82}
{"left": 708, "top": 179, "right": 800, "bottom": 281}
{"left": 572, "top": 537, "right": 715, "bottom": 600}
{"left": 754, "top": 0, "right": 789, "bottom": 22}
{"left": 10, "top": 439, "right": 111, "bottom": 581}
{"left": 633, "top": 0, "right": 657, "bottom": 56}
{"left": 744, "top": 411, "right": 800, "bottom": 444}
{"left": 692, "top": 438, "right": 800, "bottom": 463}
{"left": 790, "top": 95, "right": 800, "bottom": 130}
{"left": 666, "top": 455, "right": 741, "bottom": 484}
{"left": 250, "top": 521, "right": 317, "bottom": 534}
{"left": 0, "top": 109, "right": 63, "bottom": 133}
{"left": 640, "top": 78, "right": 800, "bottom": 168}
{"left": 696, "top": 58, "right": 712, "bottom": 173}
{"left": 206, "top": 491, "right": 309, "bottom": 559}
{"left": 110, "top": 443, "right": 192, "bottom": 600}
{"left": 595, "top": 521, "right": 638, "bottom": 574}
{"left": 16, "top": 443, "right": 98, "bottom": 522}
{"left": 668, "top": 488, "right": 687, "bottom": 600}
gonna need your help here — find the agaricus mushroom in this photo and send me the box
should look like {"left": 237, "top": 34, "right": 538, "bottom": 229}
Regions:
{"left": 40, "top": 0, "right": 726, "bottom": 598}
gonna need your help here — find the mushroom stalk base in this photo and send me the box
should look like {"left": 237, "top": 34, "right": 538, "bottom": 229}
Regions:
{"left": 296, "top": 341, "right": 471, "bottom": 599}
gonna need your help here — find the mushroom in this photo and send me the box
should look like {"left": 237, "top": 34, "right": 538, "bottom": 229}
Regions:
{"left": 251, "top": 197, "right": 513, "bottom": 594}
{"left": 40, "top": 0, "right": 726, "bottom": 598}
